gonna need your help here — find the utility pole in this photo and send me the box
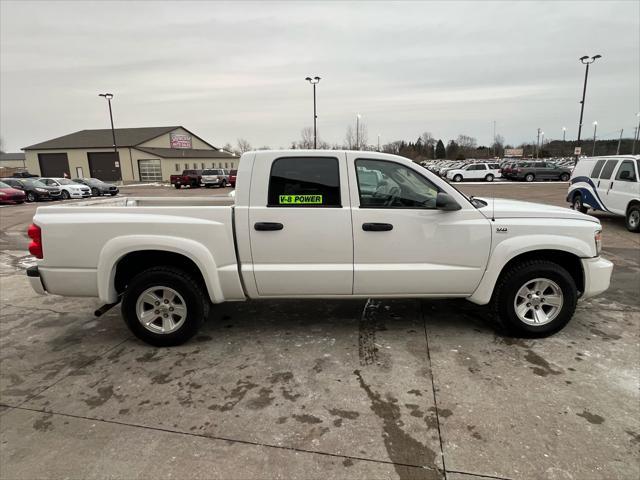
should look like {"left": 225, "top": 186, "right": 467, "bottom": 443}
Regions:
{"left": 562, "top": 127, "right": 566, "bottom": 156}
{"left": 98, "top": 93, "right": 120, "bottom": 181}
{"left": 536, "top": 128, "right": 541, "bottom": 158}
{"left": 592, "top": 121, "right": 598, "bottom": 157}
{"left": 492, "top": 120, "right": 496, "bottom": 157}
{"left": 305, "top": 77, "right": 321, "bottom": 149}
{"left": 377, "top": 134, "right": 381, "bottom": 152}
{"left": 633, "top": 113, "right": 640, "bottom": 155}
{"left": 616, "top": 129, "right": 624, "bottom": 155}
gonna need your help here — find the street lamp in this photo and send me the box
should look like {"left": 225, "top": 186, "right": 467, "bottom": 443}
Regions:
{"left": 305, "top": 76, "right": 321, "bottom": 149}
{"left": 377, "top": 133, "right": 381, "bottom": 152}
{"left": 633, "top": 113, "right": 640, "bottom": 155}
{"left": 536, "top": 127, "right": 542, "bottom": 158}
{"left": 98, "top": 93, "right": 120, "bottom": 179}
{"left": 356, "top": 114, "right": 362, "bottom": 150}
{"left": 592, "top": 121, "right": 598, "bottom": 156}
{"left": 576, "top": 55, "right": 602, "bottom": 159}
{"left": 562, "top": 127, "right": 566, "bottom": 156}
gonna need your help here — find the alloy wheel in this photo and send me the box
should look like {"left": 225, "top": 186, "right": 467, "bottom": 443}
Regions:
{"left": 135, "top": 286, "right": 187, "bottom": 334}
{"left": 513, "top": 278, "right": 563, "bottom": 326}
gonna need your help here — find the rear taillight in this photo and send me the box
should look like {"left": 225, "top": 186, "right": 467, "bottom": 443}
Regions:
{"left": 27, "top": 223, "right": 43, "bottom": 259}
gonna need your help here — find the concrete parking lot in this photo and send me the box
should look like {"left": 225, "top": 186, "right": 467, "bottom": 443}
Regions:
{"left": 1, "top": 182, "right": 638, "bottom": 479}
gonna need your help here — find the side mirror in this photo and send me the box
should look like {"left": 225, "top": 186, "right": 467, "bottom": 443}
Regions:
{"left": 436, "top": 192, "right": 461, "bottom": 211}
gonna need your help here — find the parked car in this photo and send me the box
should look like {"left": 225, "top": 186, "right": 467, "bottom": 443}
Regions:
{"left": 201, "top": 169, "right": 229, "bottom": 188}
{"left": 511, "top": 161, "right": 571, "bottom": 182}
{"left": 38, "top": 177, "right": 91, "bottom": 199}
{"left": 11, "top": 171, "right": 39, "bottom": 178}
{"left": 170, "top": 170, "right": 202, "bottom": 189}
{"left": 1, "top": 177, "right": 62, "bottom": 202}
{"left": 0, "top": 181, "right": 26, "bottom": 204}
{"left": 27, "top": 150, "right": 612, "bottom": 346}
{"left": 72, "top": 178, "right": 119, "bottom": 196}
{"left": 229, "top": 169, "right": 237, "bottom": 188}
{"left": 446, "top": 162, "right": 502, "bottom": 182}
{"left": 567, "top": 155, "right": 640, "bottom": 232}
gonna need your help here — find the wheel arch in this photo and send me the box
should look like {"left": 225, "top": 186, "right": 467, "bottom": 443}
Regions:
{"left": 97, "top": 236, "right": 225, "bottom": 304}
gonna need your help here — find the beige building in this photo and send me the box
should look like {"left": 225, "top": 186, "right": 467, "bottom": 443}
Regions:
{"left": 0, "top": 152, "right": 27, "bottom": 168}
{"left": 23, "top": 126, "right": 239, "bottom": 182}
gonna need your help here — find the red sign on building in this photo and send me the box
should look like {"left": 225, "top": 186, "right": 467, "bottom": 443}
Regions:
{"left": 170, "top": 133, "right": 192, "bottom": 149}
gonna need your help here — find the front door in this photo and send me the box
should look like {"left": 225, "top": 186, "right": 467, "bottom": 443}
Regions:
{"left": 248, "top": 154, "right": 353, "bottom": 296}
{"left": 595, "top": 159, "right": 619, "bottom": 211}
{"left": 607, "top": 159, "right": 640, "bottom": 215}
{"left": 349, "top": 155, "right": 492, "bottom": 296}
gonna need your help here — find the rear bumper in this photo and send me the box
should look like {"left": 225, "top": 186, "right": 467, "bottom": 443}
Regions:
{"left": 581, "top": 256, "right": 613, "bottom": 299}
{"left": 27, "top": 266, "right": 46, "bottom": 295}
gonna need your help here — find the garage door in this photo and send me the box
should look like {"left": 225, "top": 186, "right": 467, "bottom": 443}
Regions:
{"left": 38, "top": 153, "right": 70, "bottom": 177}
{"left": 88, "top": 152, "right": 122, "bottom": 181}
{"left": 138, "top": 159, "right": 163, "bottom": 182}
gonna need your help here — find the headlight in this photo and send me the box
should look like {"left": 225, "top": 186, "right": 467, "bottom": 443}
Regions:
{"left": 36, "top": 188, "right": 47, "bottom": 192}
{"left": 594, "top": 230, "right": 602, "bottom": 255}
{"left": 0, "top": 192, "right": 6, "bottom": 196}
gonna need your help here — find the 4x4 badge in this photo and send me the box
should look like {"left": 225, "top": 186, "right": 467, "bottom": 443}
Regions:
{"left": 496, "top": 227, "right": 508, "bottom": 233}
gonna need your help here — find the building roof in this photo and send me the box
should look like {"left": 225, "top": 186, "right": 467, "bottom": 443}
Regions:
{"left": 0, "top": 152, "right": 26, "bottom": 162}
{"left": 23, "top": 126, "right": 187, "bottom": 150}
{"left": 136, "top": 147, "right": 236, "bottom": 159}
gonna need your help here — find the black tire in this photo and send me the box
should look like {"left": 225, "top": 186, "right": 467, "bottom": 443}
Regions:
{"left": 525, "top": 173, "right": 535, "bottom": 182}
{"left": 560, "top": 173, "right": 570, "bottom": 182}
{"left": 492, "top": 260, "right": 577, "bottom": 338}
{"left": 453, "top": 174, "right": 463, "bottom": 182}
{"left": 174, "top": 183, "right": 181, "bottom": 189}
{"left": 121, "top": 266, "right": 207, "bottom": 347}
{"left": 110, "top": 192, "right": 117, "bottom": 196}
{"left": 61, "top": 190, "right": 70, "bottom": 200}
{"left": 626, "top": 204, "right": 640, "bottom": 233}
{"left": 221, "top": 180, "right": 227, "bottom": 188}
{"left": 485, "top": 174, "right": 494, "bottom": 182}
{"left": 26, "top": 192, "right": 36, "bottom": 202}
{"left": 571, "top": 193, "right": 589, "bottom": 214}
{"left": 91, "top": 187, "right": 99, "bottom": 196}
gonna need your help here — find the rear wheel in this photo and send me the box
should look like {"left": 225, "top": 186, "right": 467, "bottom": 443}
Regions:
{"left": 560, "top": 173, "right": 570, "bottom": 182}
{"left": 485, "top": 174, "right": 494, "bottom": 182}
{"left": 525, "top": 173, "right": 535, "bottom": 182}
{"left": 493, "top": 260, "right": 577, "bottom": 337}
{"left": 453, "top": 174, "right": 463, "bottom": 182}
{"left": 221, "top": 180, "right": 227, "bottom": 188}
{"left": 626, "top": 205, "right": 640, "bottom": 232}
{"left": 174, "top": 183, "right": 181, "bottom": 189}
{"left": 121, "top": 266, "right": 207, "bottom": 346}
{"left": 571, "top": 193, "right": 588, "bottom": 214}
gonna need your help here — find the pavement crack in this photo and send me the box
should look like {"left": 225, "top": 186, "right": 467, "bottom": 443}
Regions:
{"left": 445, "top": 469, "right": 514, "bottom": 480}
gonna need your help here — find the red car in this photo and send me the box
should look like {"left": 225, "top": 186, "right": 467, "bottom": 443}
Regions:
{"left": 0, "top": 180, "right": 26, "bottom": 204}
{"left": 170, "top": 169, "right": 202, "bottom": 189}
{"left": 229, "top": 169, "right": 237, "bottom": 188}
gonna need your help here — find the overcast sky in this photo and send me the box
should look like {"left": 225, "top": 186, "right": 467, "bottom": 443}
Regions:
{"left": 1, "top": 0, "right": 638, "bottom": 152}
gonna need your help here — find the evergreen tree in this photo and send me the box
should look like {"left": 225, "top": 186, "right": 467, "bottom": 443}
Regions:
{"left": 435, "top": 139, "right": 446, "bottom": 159}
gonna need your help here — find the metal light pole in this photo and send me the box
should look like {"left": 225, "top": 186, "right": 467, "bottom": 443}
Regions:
{"left": 616, "top": 129, "right": 624, "bottom": 155}
{"left": 356, "top": 114, "right": 361, "bottom": 150}
{"left": 592, "top": 121, "right": 598, "bottom": 156}
{"left": 562, "top": 127, "right": 566, "bottom": 156}
{"left": 536, "top": 128, "right": 541, "bottom": 158}
{"left": 305, "top": 76, "right": 321, "bottom": 149}
{"left": 98, "top": 93, "right": 119, "bottom": 179}
{"left": 633, "top": 113, "right": 640, "bottom": 155}
{"left": 576, "top": 55, "right": 602, "bottom": 158}
{"left": 377, "top": 133, "right": 381, "bottom": 152}
{"left": 540, "top": 131, "right": 545, "bottom": 157}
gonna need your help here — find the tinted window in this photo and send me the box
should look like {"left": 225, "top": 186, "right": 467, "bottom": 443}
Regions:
{"left": 599, "top": 160, "right": 618, "bottom": 180}
{"left": 489, "top": 164, "right": 500, "bottom": 169}
{"left": 467, "top": 164, "right": 484, "bottom": 171}
{"left": 268, "top": 157, "right": 340, "bottom": 207}
{"left": 615, "top": 160, "right": 637, "bottom": 182}
{"left": 591, "top": 160, "right": 606, "bottom": 178}
{"left": 356, "top": 159, "right": 439, "bottom": 209}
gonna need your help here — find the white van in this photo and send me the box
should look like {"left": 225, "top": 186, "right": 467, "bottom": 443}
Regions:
{"left": 567, "top": 155, "right": 640, "bottom": 232}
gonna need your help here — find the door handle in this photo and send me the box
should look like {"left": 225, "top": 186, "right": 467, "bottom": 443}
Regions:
{"left": 597, "top": 180, "right": 600, "bottom": 188}
{"left": 254, "top": 222, "right": 283, "bottom": 231}
{"left": 362, "top": 222, "right": 393, "bottom": 232}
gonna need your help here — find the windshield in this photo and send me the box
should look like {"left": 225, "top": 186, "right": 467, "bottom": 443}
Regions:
{"left": 90, "top": 178, "right": 104, "bottom": 183}
{"left": 23, "top": 179, "right": 46, "bottom": 188}
{"left": 56, "top": 178, "right": 75, "bottom": 185}
{"left": 0, "top": 181, "right": 10, "bottom": 188}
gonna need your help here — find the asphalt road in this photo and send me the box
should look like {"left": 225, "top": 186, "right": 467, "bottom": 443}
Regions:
{"left": 0, "top": 182, "right": 638, "bottom": 479}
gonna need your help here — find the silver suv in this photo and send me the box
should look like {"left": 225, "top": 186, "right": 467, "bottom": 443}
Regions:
{"left": 201, "top": 169, "right": 230, "bottom": 188}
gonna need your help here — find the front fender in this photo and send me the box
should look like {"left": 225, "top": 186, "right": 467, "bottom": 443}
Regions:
{"left": 97, "top": 235, "right": 224, "bottom": 304}
{"left": 468, "top": 234, "right": 594, "bottom": 305}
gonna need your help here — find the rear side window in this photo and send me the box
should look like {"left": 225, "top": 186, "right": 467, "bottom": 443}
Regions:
{"left": 590, "top": 159, "right": 606, "bottom": 178}
{"left": 615, "top": 161, "right": 637, "bottom": 182}
{"left": 268, "top": 157, "right": 341, "bottom": 207}
{"left": 599, "top": 160, "right": 618, "bottom": 180}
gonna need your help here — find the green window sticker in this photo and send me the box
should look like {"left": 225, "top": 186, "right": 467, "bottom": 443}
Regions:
{"left": 279, "top": 194, "right": 323, "bottom": 205}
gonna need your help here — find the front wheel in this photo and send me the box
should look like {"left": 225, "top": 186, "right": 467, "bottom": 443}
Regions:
{"left": 453, "top": 174, "right": 463, "bottom": 182}
{"left": 121, "top": 266, "right": 207, "bottom": 346}
{"left": 61, "top": 190, "right": 70, "bottom": 200}
{"left": 525, "top": 173, "right": 535, "bottom": 182}
{"left": 26, "top": 192, "right": 36, "bottom": 202}
{"left": 626, "top": 205, "right": 640, "bottom": 232}
{"left": 91, "top": 187, "right": 99, "bottom": 196}
{"left": 221, "top": 180, "right": 227, "bottom": 188}
{"left": 493, "top": 260, "right": 577, "bottom": 337}
{"left": 560, "top": 173, "right": 570, "bottom": 182}
{"left": 485, "top": 174, "right": 494, "bottom": 182}
{"left": 174, "top": 183, "right": 181, "bottom": 189}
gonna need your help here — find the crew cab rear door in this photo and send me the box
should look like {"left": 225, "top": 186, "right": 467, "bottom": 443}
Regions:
{"left": 247, "top": 153, "right": 353, "bottom": 296}
{"left": 348, "top": 153, "right": 491, "bottom": 296}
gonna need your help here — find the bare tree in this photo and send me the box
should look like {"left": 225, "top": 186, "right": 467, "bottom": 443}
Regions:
{"left": 298, "top": 127, "right": 315, "bottom": 149}
{"left": 491, "top": 134, "right": 505, "bottom": 157}
{"left": 456, "top": 135, "right": 477, "bottom": 150}
{"left": 345, "top": 121, "right": 368, "bottom": 150}
{"left": 237, "top": 138, "right": 252, "bottom": 153}
{"left": 345, "top": 125, "right": 355, "bottom": 149}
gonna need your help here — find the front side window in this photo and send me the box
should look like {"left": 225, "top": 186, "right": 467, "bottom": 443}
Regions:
{"left": 615, "top": 160, "right": 637, "bottom": 182}
{"left": 356, "top": 159, "right": 439, "bottom": 209}
{"left": 599, "top": 160, "right": 619, "bottom": 180}
{"left": 268, "top": 157, "right": 340, "bottom": 207}
{"left": 546, "top": 163, "right": 557, "bottom": 169}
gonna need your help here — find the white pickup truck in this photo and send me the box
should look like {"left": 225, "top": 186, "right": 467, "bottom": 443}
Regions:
{"left": 27, "top": 150, "right": 613, "bottom": 346}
